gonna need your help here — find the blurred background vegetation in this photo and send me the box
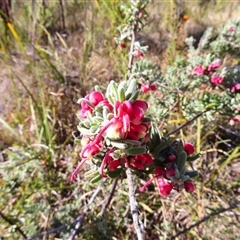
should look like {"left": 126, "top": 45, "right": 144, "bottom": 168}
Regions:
{"left": 0, "top": 0, "right": 240, "bottom": 239}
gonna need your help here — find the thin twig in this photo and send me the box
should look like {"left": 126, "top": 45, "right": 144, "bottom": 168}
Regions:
{"left": 25, "top": 179, "right": 106, "bottom": 240}
{"left": 69, "top": 178, "right": 107, "bottom": 240}
{"left": 170, "top": 203, "right": 240, "bottom": 239}
{"left": 127, "top": 19, "right": 138, "bottom": 77}
{"left": 100, "top": 177, "right": 118, "bottom": 217}
{"left": 126, "top": 168, "right": 145, "bottom": 240}
{"left": 0, "top": 211, "right": 27, "bottom": 239}
{"left": 59, "top": 0, "right": 66, "bottom": 30}
{"left": 167, "top": 110, "right": 209, "bottom": 136}
{"left": 158, "top": 99, "right": 180, "bottom": 130}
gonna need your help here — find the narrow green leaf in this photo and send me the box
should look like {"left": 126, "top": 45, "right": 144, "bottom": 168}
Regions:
{"left": 185, "top": 170, "right": 199, "bottom": 178}
{"left": 177, "top": 151, "right": 187, "bottom": 174}
{"left": 125, "top": 147, "right": 146, "bottom": 155}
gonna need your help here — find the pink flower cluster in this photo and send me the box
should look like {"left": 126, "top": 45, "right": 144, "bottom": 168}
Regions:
{"left": 140, "top": 83, "right": 157, "bottom": 93}
{"left": 192, "top": 61, "right": 224, "bottom": 85}
{"left": 140, "top": 142, "right": 196, "bottom": 197}
{"left": 71, "top": 91, "right": 152, "bottom": 181}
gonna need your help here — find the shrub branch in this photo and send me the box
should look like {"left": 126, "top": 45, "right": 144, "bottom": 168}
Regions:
{"left": 126, "top": 168, "right": 145, "bottom": 240}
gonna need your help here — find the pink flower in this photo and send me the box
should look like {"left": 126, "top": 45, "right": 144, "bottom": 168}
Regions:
{"left": 210, "top": 75, "right": 224, "bottom": 85}
{"left": 192, "top": 65, "right": 205, "bottom": 76}
{"left": 129, "top": 106, "right": 144, "bottom": 125}
{"left": 136, "top": 50, "right": 144, "bottom": 58}
{"left": 127, "top": 123, "right": 148, "bottom": 140}
{"left": 89, "top": 91, "right": 104, "bottom": 106}
{"left": 141, "top": 83, "right": 150, "bottom": 93}
{"left": 100, "top": 149, "right": 122, "bottom": 177}
{"left": 80, "top": 94, "right": 93, "bottom": 118}
{"left": 230, "top": 83, "right": 240, "bottom": 92}
{"left": 229, "top": 117, "right": 240, "bottom": 126}
{"left": 207, "top": 61, "right": 221, "bottom": 72}
{"left": 80, "top": 142, "right": 102, "bottom": 159}
{"left": 79, "top": 91, "right": 105, "bottom": 118}
{"left": 138, "top": 11, "right": 144, "bottom": 18}
{"left": 229, "top": 26, "right": 236, "bottom": 32}
{"left": 97, "top": 100, "right": 113, "bottom": 111}
{"left": 106, "top": 118, "right": 126, "bottom": 140}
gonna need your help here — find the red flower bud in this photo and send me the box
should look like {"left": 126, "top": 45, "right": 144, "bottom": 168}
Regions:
{"left": 184, "top": 181, "right": 195, "bottom": 193}
{"left": 119, "top": 43, "right": 127, "bottom": 49}
{"left": 184, "top": 142, "right": 195, "bottom": 155}
{"left": 136, "top": 50, "right": 144, "bottom": 58}
{"left": 157, "top": 178, "right": 173, "bottom": 196}
{"left": 168, "top": 154, "right": 176, "bottom": 162}
{"left": 89, "top": 91, "right": 104, "bottom": 106}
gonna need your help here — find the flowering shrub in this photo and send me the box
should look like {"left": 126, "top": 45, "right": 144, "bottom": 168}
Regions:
{"left": 71, "top": 0, "right": 239, "bottom": 239}
{"left": 72, "top": 1, "right": 199, "bottom": 203}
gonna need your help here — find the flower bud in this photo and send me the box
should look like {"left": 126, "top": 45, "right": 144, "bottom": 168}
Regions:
{"left": 89, "top": 91, "right": 104, "bottom": 106}
{"left": 184, "top": 142, "right": 195, "bottom": 155}
{"left": 157, "top": 178, "right": 173, "bottom": 196}
{"left": 184, "top": 181, "right": 195, "bottom": 193}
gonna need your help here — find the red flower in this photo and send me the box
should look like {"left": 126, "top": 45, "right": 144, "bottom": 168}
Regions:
{"left": 100, "top": 149, "right": 122, "bottom": 177}
{"left": 127, "top": 123, "right": 148, "bottom": 140}
{"left": 157, "top": 178, "right": 173, "bottom": 196}
{"left": 132, "top": 100, "right": 148, "bottom": 112}
{"left": 184, "top": 142, "right": 195, "bottom": 155}
{"left": 207, "top": 61, "right": 221, "bottom": 72}
{"left": 119, "top": 43, "right": 127, "bottom": 49}
{"left": 129, "top": 153, "right": 153, "bottom": 170}
{"left": 154, "top": 167, "right": 165, "bottom": 177}
{"left": 192, "top": 65, "right": 205, "bottom": 76}
{"left": 184, "top": 181, "right": 195, "bottom": 193}
{"left": 168, "top": 154, "right": 176, "bottom": 162}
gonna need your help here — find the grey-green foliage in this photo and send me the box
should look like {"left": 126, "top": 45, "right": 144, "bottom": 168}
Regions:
{"left": 131, "top": 59, "right": 162, "bottom": 84}
{"left": 146, "top": 20, "right": 240, "bottom": 122}
{"left": 210, "top": 20, "right": 240, "bottom": 56}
